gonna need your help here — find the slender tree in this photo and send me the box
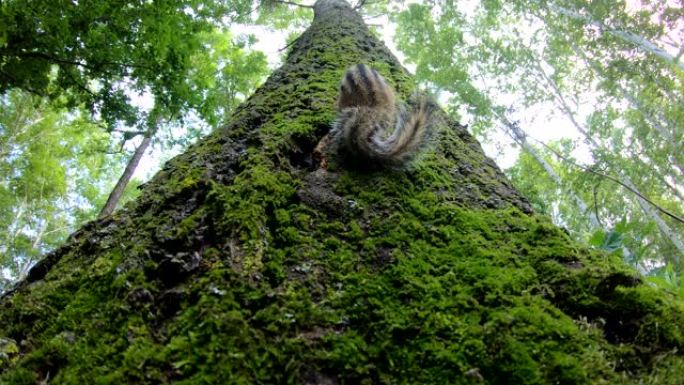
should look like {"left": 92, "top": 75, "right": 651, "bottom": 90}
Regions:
{"left": 98, "top": 131, "right": 154, "bottom": 218}
{"left": 0, "top": 1, "right": 682, "bottom": 383}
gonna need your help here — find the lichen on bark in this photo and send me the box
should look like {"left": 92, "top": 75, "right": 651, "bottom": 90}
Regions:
{"left": 1, "top": 0, "right": 682, "bottom": 384}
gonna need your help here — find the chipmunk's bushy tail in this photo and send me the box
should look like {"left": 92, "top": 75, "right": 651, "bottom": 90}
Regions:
{"left": 330, "top": 64, "right": 437, "bottom": 168}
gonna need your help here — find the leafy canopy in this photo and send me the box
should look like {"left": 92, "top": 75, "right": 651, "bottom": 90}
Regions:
{"left": 0, "top": 0, "right": 254, "bottom": 128}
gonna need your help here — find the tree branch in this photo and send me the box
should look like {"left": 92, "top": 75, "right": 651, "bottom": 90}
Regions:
{"left": 111, "top": 128, "right": 147, "bottom": 136}
{"left": 538, "top": 2, "right": 684, "bottom": 72}
{"left": 278, "top": 37, "right": 300, "bottom": 52}
{"left": 0, "top": 70, "right": 47, "bottom": 97}
{"left": 271, "top": 0, "right": 314, "bottom": 8}
{"left": 7, "top": 51, "right": 153, "bottom": 74}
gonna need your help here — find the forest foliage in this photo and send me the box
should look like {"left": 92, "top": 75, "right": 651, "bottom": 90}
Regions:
{"left": 0, "top": 0, "right": 682, "bottom": 293}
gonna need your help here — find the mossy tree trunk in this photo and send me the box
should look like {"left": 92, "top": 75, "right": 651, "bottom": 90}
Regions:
{"left": 1, "top": 1, "right": 682, "bottom": 384}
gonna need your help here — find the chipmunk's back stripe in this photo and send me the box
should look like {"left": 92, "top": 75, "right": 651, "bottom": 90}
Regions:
{"left": 357, "top": 64, "right": 371, "bottom": 87}
{"left": 340, "top": 82, "right": 349, "bottom": 95}
{"left": 345, "top": 70, "right": 357, "bottom": 91}
{"left": 356, "top": 64, "right": 375, "bottom": 102}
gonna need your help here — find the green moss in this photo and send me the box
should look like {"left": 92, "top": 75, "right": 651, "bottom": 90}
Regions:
{"left": 207, "top": 154, "right": 297, "bottom": 271}
{"left": 1, "top": 2, "right": 683, "bottom": 384}
{"left": 2, "top": 194, "right": 683, "bottom": 383}
{"left": 0, "top": 338, "right": 18, "bottom": 371}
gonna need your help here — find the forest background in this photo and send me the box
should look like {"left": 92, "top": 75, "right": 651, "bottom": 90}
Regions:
{"left": 0, "top": 0, "right": 682, "bottom": 293}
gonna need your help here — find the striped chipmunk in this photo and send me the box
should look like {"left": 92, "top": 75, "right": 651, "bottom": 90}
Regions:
{"left": 316, "top": 64, "right": 437, "bottom": 169}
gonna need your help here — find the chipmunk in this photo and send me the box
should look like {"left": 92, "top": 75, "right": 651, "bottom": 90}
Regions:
{"left": 322, "top": 64, "right": 436, "bottom": 169}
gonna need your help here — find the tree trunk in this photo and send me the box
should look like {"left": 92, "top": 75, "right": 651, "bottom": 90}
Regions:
{"left": 1, "top": 1, "right": 682, "bottom": 383}
{"left": 500, "top": 113, "right": 602, "bottom": 228}
{"left": 98, "top": 133, "right": 152, "bottom": 218}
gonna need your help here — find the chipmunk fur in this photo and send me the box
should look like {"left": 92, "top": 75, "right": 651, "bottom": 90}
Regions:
{"left": 329, "top": 64, "right": 436, "bottom": 168}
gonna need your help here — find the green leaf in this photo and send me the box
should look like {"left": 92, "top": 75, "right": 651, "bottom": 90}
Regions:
{"left": 600, "top": 230, "right": 623, "bottom": 253}
{"left": 588, "top": 230, "right": 605, "bottom": 248}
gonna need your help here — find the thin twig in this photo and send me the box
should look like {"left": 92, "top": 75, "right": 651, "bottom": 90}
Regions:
{"left": 279, "top": 37, "right": 300, "bottom": 52}
{"left": 592, "top": 184, "right": 604, "bottom": 227}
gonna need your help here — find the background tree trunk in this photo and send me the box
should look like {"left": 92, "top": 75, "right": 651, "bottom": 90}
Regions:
{"left": 1, "top": 0, "right": 682, "bottom": 383}
{"left": 98, "top": 133, "right": 152, "bottom": 218}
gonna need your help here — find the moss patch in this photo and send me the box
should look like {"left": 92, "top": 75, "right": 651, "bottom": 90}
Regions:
{"left": 1, "top": 1, "right": 682, "bottom": 384}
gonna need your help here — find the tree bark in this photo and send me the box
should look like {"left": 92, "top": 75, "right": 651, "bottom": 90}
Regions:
{"left": 0, "top": 1, "right": 682, "bottom": 383}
